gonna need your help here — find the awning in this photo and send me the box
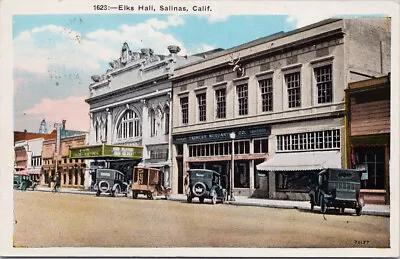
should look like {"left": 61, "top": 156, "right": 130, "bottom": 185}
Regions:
{"left": 256, "top": 150, "right": 341, "bottom": 171}
{"left": 15, "top": 169, "right": 41, "bottom": 175}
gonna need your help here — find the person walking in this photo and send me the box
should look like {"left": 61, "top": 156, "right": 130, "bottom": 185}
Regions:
{"left": 52, "top": 173, "right": 61, "bottom": 193}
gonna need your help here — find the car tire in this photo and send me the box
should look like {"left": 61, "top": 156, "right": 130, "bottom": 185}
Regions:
{"left": 132, "top": 191, "right": 138, "bottom": 199}
{"left": 96, "top": 191, "right": 100, "bottom": 197}
{"left": 192, "top": 182, "right": 207, "bottom": 197}
{"left": 310, "top": 195, "right": 315, "bottom": 212}
{"left": 320, "top": 198, "right": 327, "bottom": 214}
{"left": 339, "top": 207, "right": 345, "bottom": 214}
{"left": 199, "top": 197, "right": 205, "bottom": 203}
{"left": 356, "top": 207, "right": 362, "bottom": 216}
{"left": 221, "top": 193, "right": 227, "bottom": 204}
{"left": 113, "top": 186, "right": 120, "bottom": 197}
{"left": 187, "top": 195, "right": 192, "bottom": 203}
{"left": 165, "top": 193, "right": 170, "bottom": 200}
{"left": 151, "top": 191, "right": 157, "bottom": 200}
{"left": 212, "top": 195, "right": 217, "bottom": 205}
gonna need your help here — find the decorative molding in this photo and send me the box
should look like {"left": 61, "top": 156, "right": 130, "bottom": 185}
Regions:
{"left": 255, "top": 70, "right": 274, "bottom": 77}
{"left": 281, "top": 63, "right": 302, "bottom": 72}
{"left": 194, "top": 86, "right": 208, "bottom": 93}
{"left": 232, "top": 76, "right": 249, "bottom": 83}
{"left": 310, "top": 55, "right": 335, "bottom": 65}
{"left": 212, "top": 81, "right": 228, "bottom": 88}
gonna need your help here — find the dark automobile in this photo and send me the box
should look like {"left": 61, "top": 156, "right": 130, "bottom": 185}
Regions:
{"left": 94, "top": 169, "right": 129, "bottom": 197}
{"left": 186, "top": 169, "right": 228, "bottom": 205}
{"left": 309, "top": 168, "right": 365, "bottom": 215}
{"left": 131, "top": 166, "right": 171, "bottom": 200}
{"left": 13, "top": 172, "right": 37, "bottom": 191}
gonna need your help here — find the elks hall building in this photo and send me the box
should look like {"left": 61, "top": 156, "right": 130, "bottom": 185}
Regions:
{"left": 170, "top": 18, "right": 391, "bottom": 200}
{"left": 83, "top": 43, "right": 209, "bottom": 186}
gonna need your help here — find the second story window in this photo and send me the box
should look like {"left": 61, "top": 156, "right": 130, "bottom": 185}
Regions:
{"left": 237, "top": 84, "right": 248, "bottom": 116}
{"left": 150, "top": 109, "right": 156, "bottom": 137}
{"left": 197, "top": 93, "right": 207, "bottom": 122}
{"left": 117, "top": 110, "right": 141, "bottom": 140}
{"left": 285, "top": 72, "right": 301, "bottom": 108}
{"left": 180, "top": 97, "right": 189, "bottom": 124}
{"left": 215, "top": 88, "right": 226, "bottom": 119}
{"left": 315, "top": 65, "right": 333, "bottom": 104}
{"left": 259, "top": 78, "right": 273, "bottom": 112}
{"left": 164, "top": 106, "right": 170, "bottom": 135}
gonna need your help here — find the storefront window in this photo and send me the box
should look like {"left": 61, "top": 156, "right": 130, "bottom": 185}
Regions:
{"left": 275, "top": 171, "right": 313, "bottom": 192}
{"left": 353, "top": 146, "right": 385, "bottom": 189}
{"left": 234, "top": 161, "right": 249, "bottom": 188}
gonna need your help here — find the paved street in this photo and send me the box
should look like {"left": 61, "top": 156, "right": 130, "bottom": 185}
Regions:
{"left": 13, "top": 190, "right": 390, "bottom": 248}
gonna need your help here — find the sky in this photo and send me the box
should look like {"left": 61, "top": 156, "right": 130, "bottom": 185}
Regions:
{"left": 12, "top": 12, "right": 376, "bottom": 133}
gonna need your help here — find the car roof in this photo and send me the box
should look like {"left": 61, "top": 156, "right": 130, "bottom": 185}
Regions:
{"left": 188, "top": 169, "right": 220, "bottom": 175}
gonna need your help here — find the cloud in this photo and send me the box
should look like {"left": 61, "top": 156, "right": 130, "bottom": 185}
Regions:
{"left": 286, "top": 13, "right": 337, "bottom": 29}
{"left": 22, "top": 96, "right": 90, "bottom": 131}
{"left": 199, "top": 13, "right": 230, "bottom": 23}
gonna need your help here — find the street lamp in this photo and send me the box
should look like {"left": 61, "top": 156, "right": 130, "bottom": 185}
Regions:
{"left": 229, "top": 132, "right": 236, "bottom": 201}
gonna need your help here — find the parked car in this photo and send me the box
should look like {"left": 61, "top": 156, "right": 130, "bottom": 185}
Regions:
{"left": 186, "top": 169, "right": 228, "bottom": 205}
{"left": 309, "top": 168, "right": 365, "bottom": 215}
{"left": 131, "top": 166, "right": 171, "bottom": 200}
{"left": 14, "top": 172, "right": 37, "bottom": 191}
{"left": 94, "top": 169, "right": 129, "bottom": 197}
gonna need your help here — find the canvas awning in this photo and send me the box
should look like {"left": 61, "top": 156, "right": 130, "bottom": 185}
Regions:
{"left": 256, "top": 150, "right": 341, "bottom": 171}
{"left": 14, "top": 168, "right": 41, "bottom": 175}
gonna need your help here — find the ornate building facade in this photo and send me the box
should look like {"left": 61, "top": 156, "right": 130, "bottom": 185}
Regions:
{"left": 85, "top": 43, "right": 205, "bottom": 186}
{"left": 170, "top": 18, "right": 391, "bottom": 199}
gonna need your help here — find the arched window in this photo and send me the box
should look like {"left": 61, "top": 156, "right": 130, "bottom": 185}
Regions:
{"left": 150, "top": 109, "right": 156, "bottom": 137}
{"left": 117, "top": 110, "right": 141, "bottom": 140}
{"left": 164, "top": 106, "right": 170, "bottom": 135}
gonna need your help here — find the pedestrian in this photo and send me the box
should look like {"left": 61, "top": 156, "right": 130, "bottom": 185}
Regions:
{"left": 52, "top": 173, "right": 61, "bottom": 193}
{"left": 184, "top": 173, "right": 189, "bottom": 195}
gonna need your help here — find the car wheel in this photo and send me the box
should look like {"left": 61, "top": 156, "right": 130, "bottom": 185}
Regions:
{"left": 187, "top": 195, "right": 192, "bottom": 203}
{"left": 199, "top": 197, "right": 204, "bottom": 203}
{"left": 310, "top": 195, "right": 315, "bottom": 212}
{"left": 212, "top": 195, "right": 217, "bottom": 205}
{"left": 113, "top": 186, "right": 120, "bottom": 197}
{"left": 356, "top": 207, "right": 362, "bottom": 216}
{"left": 151, "top": 191, "right": 157, "bottom": 200}
{"left": 192, "top": 182, "right": 207, "bottom": 197}
{"left": 165, "top": 193, "right": 170, "bottom": 200}
{"left": 132, "top": 191, "right": 138, "bottom": 199}
{"left": 95, "top": 191, "right": 100, "bottom": 197}
{"left": 320, "top": 198, "right": 327, "bottom": 214}
{"left": 339, "top": 207, "right": 345, "bottom": 215}
{"left": 221, "top": 194, "right": 227, "bottom": 204}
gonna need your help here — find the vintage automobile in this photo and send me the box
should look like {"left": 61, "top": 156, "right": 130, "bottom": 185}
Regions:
{"left": 131, "top": 166, "right": 171, "bottom": 200}
{"left": 186, "top": 169, "right": 228, "bottom": 205}
{"left": 309, "top": 168, "right": 365, "bottom": 215}
{"left": 13, "top": 172, "right": 37, "bottom": 191}
{"left": 94, "top": 168, "right": 129, "bottom": 197}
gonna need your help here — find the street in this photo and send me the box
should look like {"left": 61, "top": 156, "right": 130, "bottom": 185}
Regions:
{"left": 13, "top": 191, "right": 390, "bottom": 248}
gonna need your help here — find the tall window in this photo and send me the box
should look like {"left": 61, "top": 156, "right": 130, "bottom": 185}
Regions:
{"left": 150, "top": 109, "right": 156, "bottom": 137}
{"left": 180, "top": 97, "right": 189, "bottom": 124}
{"left": 285, "top": 72, "right": 301, "bottom": 108}
{"left": 259, "top": 78, "right": 273, "bottom": 112}
{"left": 215, "top": 89, "right": 226, "bottom": 119}
{"left": 164, "top": 106, "right": 170, "bottom": 135}
{"left": 237, "top": 84, "right": 248, "bottom": 115}
{"left": 315, "top": 65, "right": 333, "bottom": 103}
{"left": 117, "top": 110, "right": 141, "bottom": 140}
{"left": 276, "top": 129, "right": 340, "bottom": 152}
{"left": 197, "top": 93, "right": 206, "bottom": 122}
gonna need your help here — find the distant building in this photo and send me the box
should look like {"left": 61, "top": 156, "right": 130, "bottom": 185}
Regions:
{"left": 170, "top": 18, "right": 391, "bottom": 199}
{"left": 39, "top": 119, "right": 48, "bottom": 134}
{"left": 345, "top": 74, "right": 390, "bottom": 204}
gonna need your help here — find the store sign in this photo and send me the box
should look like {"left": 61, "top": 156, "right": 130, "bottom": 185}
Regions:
{"left": 173, "top": 125, "right": 271, "bottom": 144}
{"left": 69, "top": 144, "right": 143, "bottom": 159}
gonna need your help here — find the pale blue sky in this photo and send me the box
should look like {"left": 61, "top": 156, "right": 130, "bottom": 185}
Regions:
{"left": 13, "top": 13, "right": 377, "bottom": 132}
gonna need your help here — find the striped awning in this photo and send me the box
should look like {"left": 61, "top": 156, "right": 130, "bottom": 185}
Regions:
{"left": 256, "top": 150, "right": 341, "bottom": 171}
{"left": 15, "top": 169, "right": 42, "bottom": 175}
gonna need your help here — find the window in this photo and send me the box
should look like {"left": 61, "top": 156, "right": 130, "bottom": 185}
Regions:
{"left": 276, "top": 129, "right": 340, "bottom": 152}
{"left": 285, "top": 72, "right": 301, "bottom": 108}
{"left": 117, "top": 110, "right": 141, "bottom": 140}
{"left": 164, "top": 106, "right": 170, "bottom": 135}
{"left": 197, "top": 93, "right": 206, "bottom": 122}
{"left": 259, "top": 79, "right": 273, "bottom": 112}
{"left": 215, "top": 89, "right": 226, "bottom": 119}
{"left": 237, "top": 84, "right": 248, "bottom": 115}
{"left": 150, "top": 149, "right": 168, "bottom": 160}
{"left": 180, "top": 97, "right": 188, "bottom": 124}
{"left": 150, "top": 109, "right": 156, "bottom": 137}
{"left": 315, "top": 65, "right": 332, "bottom": 103}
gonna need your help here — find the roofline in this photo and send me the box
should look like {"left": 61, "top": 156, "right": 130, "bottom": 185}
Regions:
{"left": 175, "top": 18, "right": 342, "bottom": 71}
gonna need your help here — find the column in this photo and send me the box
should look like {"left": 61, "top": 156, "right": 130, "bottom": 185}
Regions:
{"left": 89, "top": 113, "right": 96, "bottom": 145}
{"left": 141, "top": 100, "right": 149, "bottom": 161}
{"left": 249, "top": 139, "right": 254, "bottom": 195}
{"left": 106, "top": 108, "right": 112, "bottom": 144}
{"left": 171, "top": 144, "right": 178, "bottom": 194}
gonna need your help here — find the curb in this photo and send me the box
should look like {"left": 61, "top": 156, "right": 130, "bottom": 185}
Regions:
{"left": 31, "top": 188, "right": 390, "bottom": 217}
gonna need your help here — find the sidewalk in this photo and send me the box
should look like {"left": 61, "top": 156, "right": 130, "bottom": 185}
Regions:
{"left": 33, "top": 187, "right": 390, "bottom": 217}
